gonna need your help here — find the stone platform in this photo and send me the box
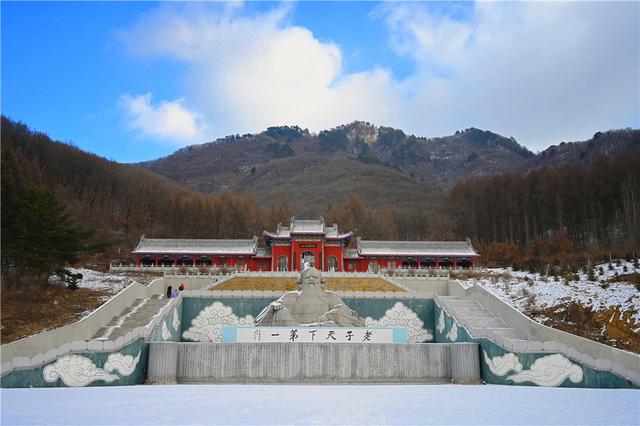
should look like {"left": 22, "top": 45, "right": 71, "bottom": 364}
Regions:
{"left": 147, "top": 341, "right": 481, "bottom": 385}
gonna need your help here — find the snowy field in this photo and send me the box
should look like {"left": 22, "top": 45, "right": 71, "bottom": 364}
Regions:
{"left": 2, "top": 384, "right": 638, "bottom": 425}
{"left": 469, "top": 261, "right": 640, "bottom": 326}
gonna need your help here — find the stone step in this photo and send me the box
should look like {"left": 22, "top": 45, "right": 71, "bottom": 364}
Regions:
{"left": 464, "top": 317, "right": 509, "bottom": 328}
{"left": 438, "top": 295, "right": 526, "bottom": 344}
{"left": 93, "top": 295, "right": 171, "bottom": 341}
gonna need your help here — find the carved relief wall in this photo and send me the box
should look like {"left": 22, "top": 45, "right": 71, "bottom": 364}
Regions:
{"left": 433, "top": 300, "right": 633, "bottom": 388}
{"left": 181, "top": 298, "right": 435, "bottom": 343}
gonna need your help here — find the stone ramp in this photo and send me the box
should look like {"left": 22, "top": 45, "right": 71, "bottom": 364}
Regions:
{"left": 437, "top": 296, "right": 529, "bottom": 350}
{"left": 93, "top": 295, "right": 171, "bottom": 341}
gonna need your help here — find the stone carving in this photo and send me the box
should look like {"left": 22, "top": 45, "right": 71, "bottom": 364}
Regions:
{"left": 43, "top": 355, "right": 118, "bottom": 387}
{"left": 436, "top": 309, "right": 445, "bottom": 334}
{"left": 161, "top": 321, "right": 171, "bottom": 341}
{"left": 103, "top": 351, "right": 141, "bottom": 376}
{"left": 172, "top": 308, "right": 180, "bottom": 332}
{"left": 446, "top": 322, "right": 458, "bottom": 342}
{"left": 43, "top": 350, "right": 142, "bottom": 387}
{"left": 365, "top": 302, "right": 432, "bottom": 343}
{"left": 507, "top": 354, "right": 584, "bottom": 387}
{"left": 483, "top": 350, "right": 523, "bottom": 376}
{"left": 255, "top": 267, "right": 364, "bottom": 327}
{"left": 183, "top": 301, "right": 254, "bottom": 342}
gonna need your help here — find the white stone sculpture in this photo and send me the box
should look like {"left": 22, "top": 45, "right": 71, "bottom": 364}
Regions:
{"left": 255, "top": 266, "right": 364, "bottom": 327}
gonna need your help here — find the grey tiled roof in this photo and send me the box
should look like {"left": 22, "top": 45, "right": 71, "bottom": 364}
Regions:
{"left": 357, "top": 240, "right": 478, "bottom": 257}
{"left": 267, "top": 218, "right": 348, "bottom": 238}
{"left": 291, "top": 219, "right": 325, "bottom": 234}
{"left": 133, "top": 237, "right": 257, "bottom": 255}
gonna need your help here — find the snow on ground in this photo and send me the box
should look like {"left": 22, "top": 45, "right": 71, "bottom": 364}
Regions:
{"left": 466, "top": 260, "right": 640, "bottom": 326}
{"left": 2, "top": 384, "right": 638, "bottom": 425}
{"left": 68, "top": 268, "right": 133, "bottom": 293}
{"left": 48, "top": 268, "right": 161, "bottom": 321}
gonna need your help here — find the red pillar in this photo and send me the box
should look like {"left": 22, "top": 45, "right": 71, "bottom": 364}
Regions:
{"left": 136, "top": 256, "right": 140, "bottom": 266}
{"left": 453, "top": 257, "right": 457, "bottom": 269}
{"left": 155, "top": 256, "right": 159, "bottom": 266}
{"left": 192, "top": 256, "right": 196, "bottom": 267}
{"left": 417, "top": 257, "right": 420, "bottom": 269}
{"left": 472, "top": 257, "right": 476, "bottom": 270}
{"left": 435, "top": 257, "right": 440, "bottom": 268}
{"left": 173, "top": 256, "right": 177, "bottom": 266}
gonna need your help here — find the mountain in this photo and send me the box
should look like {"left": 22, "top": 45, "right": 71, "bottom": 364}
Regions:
{"left": 522, "top": 129, "right": 640, "bottom": 171}
{"left": 3, "top": 116, "right": 637, "bottom": 264}
{"left": 137, "top": 122, "right": 540, "bottom": 214}
{"left": 139, "top": 122, "right": 639, "bottom": 217}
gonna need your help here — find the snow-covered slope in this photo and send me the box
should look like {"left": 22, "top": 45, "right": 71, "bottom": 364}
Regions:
{"left": 462, "top": 261, "right": 640, "bottom": 349}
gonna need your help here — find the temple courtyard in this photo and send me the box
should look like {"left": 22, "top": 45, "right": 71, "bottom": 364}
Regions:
{"left": 2, "top": 384, "right": 638, "bottom": 425}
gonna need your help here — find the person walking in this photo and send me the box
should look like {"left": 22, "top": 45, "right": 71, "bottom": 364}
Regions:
{"left": 166, "top": 285, "right": 172, "bottom": 298}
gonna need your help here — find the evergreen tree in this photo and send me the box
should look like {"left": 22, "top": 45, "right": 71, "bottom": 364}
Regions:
{"left": 2, "top": 187, "right": 96, "bottom": 284}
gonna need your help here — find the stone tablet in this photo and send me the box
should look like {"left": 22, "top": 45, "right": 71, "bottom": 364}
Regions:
{"left": 224, "top": 326, "right": 408, "bottom": 343}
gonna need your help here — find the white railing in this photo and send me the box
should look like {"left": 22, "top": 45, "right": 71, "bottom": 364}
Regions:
{"left": 110, "top": 262, "right": 458, "bottom": 279}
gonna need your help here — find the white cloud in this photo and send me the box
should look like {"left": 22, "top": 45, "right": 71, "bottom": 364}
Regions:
{"left": 120, "top": 93, "right": 204, "bottom": 142}
{"left": 378, "top": 1, "right": 640, "bottom": 149}
{"left": 118, "top": 2, "right": 639, "bottom": 151}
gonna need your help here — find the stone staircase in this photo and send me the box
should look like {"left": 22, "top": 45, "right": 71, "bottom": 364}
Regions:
{"left": 436, "top": 296, "right": 530, "bottom": 351}
{"left": 93, "top": 295, "right": 172, "bottom": 341}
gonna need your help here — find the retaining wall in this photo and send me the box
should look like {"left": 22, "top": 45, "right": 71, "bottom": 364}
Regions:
{"left": 446, "top": 281, "right": 640, "bottom": 384}
{"left": 147, "top": 342, "right": 481, "bottom": 384}
{"left": 1, "top": 278, "right": 167, "bottom": 364}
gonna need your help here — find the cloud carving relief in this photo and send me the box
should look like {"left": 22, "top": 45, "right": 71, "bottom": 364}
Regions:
{"left": 43, "top": 351, "right": 142, "bottom": 387}
{"left": 365, "top": 302, "right": 432, "bottom": 343}
{"left": 172, "top": 308, "right": 181, "bottom": 332}
{"left": 182, "top": 301, "right": 254, "bottom": 342}
{"left": 436, "top": 309, "right": 445, "bottom": 334}
{"left": 103, "top": 351, "right": 141, "bottom": 376}
{"left": 161, "top": 321, "right": 171, "bottom": 340}
{"left": 507, "top": 354, "right": 584, "bottom": 387}
{"left": 43, "top": 355, "right": 119, "bottom": 387}
{"left": 446, "top": 322, "right": 458, "bottom": 342}
{"left": 483, "top": 350, "right": 523, "bottom": 376}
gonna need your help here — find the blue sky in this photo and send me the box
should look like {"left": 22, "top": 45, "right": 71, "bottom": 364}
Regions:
{"left": 2, "top": 1, "right": 638, "bottom": 163}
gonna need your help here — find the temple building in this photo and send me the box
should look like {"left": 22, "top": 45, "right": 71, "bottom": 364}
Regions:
{"left": 132, "top": 218, "right": 479, "bottom": 271}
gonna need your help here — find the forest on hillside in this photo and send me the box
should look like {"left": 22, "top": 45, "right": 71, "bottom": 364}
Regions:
{"left": 2, "top": 116, "right": 639, "bottom": 280}
{"left": 1, "top": 118, "right": 274, "bottom": 284}
{"left": 449, "top": 153, "right": 640, "bottom": 269}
